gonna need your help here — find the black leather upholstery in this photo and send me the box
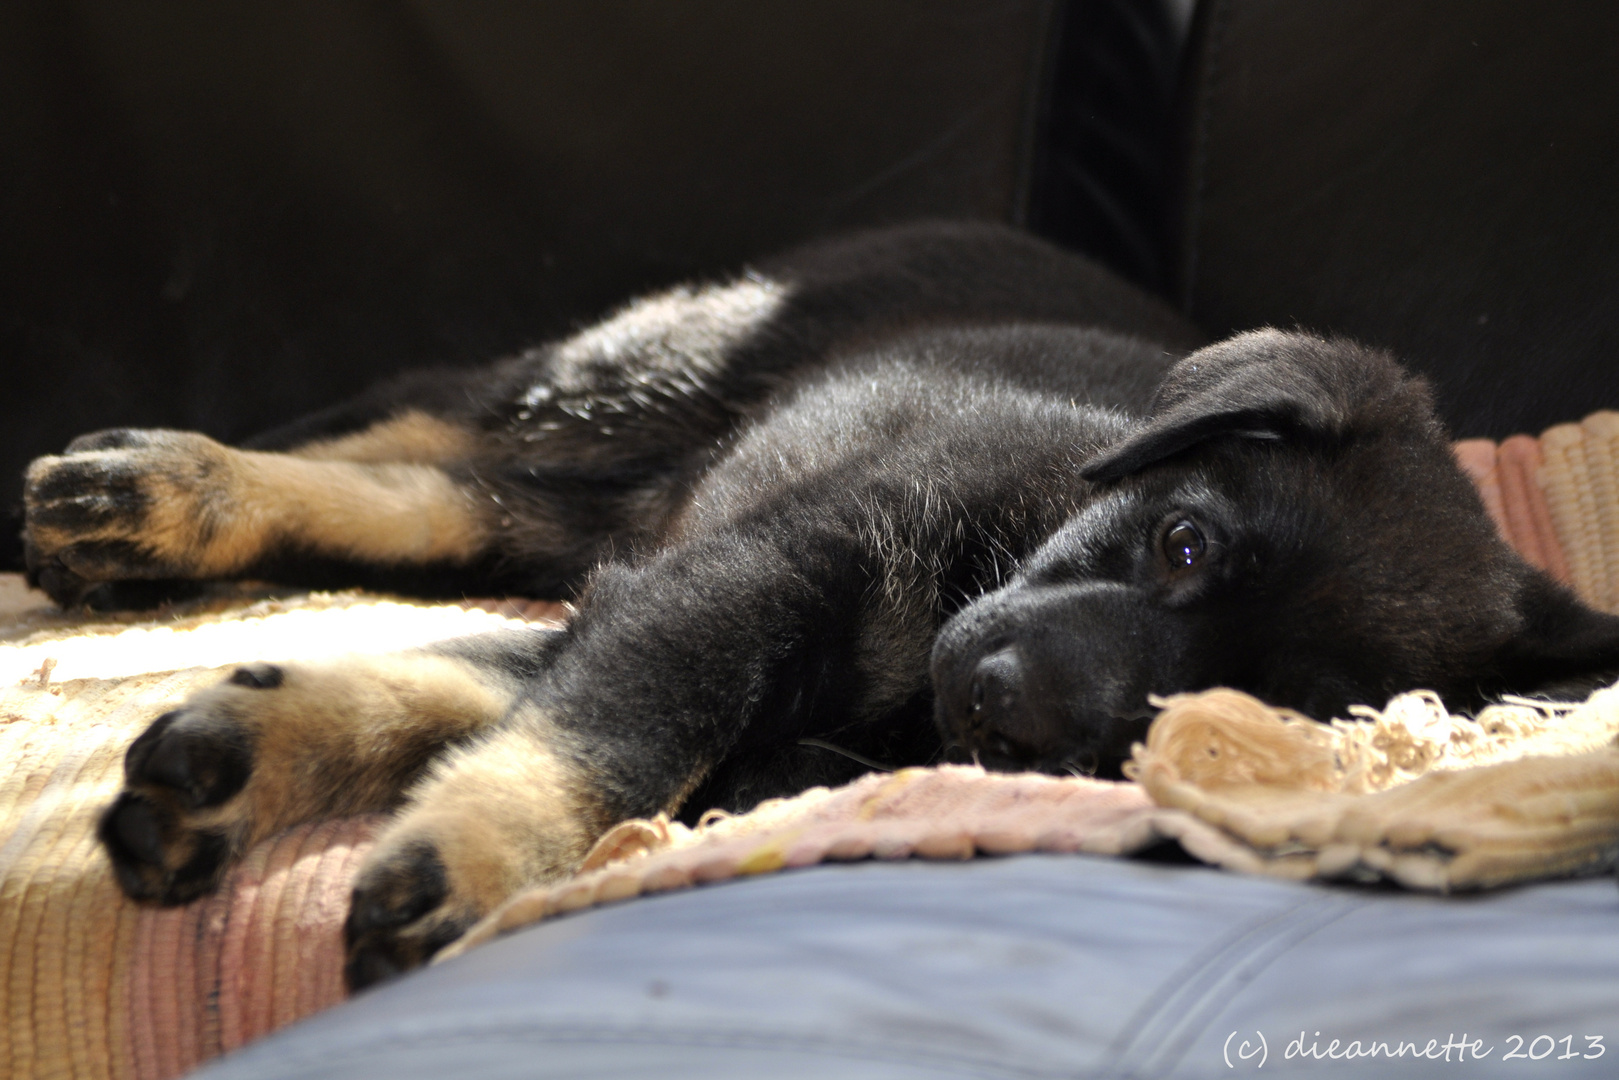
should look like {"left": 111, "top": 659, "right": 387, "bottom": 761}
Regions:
{"left": 1027, "top": 0, "right": 1191, "bottom": 292}
{"left": 1171, "top": 0, "right": 1619, "bottom": 438}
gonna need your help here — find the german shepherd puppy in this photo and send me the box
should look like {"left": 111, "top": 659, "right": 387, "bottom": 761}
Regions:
{"left": 23, "top": 223, "right": 1619, "bottom": 988}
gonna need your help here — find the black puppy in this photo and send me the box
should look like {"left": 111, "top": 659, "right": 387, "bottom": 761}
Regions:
{"left": 23, "top": 223, "right": 1619, "bottom": 987}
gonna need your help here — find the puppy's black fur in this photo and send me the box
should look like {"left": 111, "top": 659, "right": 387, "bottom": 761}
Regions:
{"left": 25, "top": 222, "right": 1619, "bottom": 986}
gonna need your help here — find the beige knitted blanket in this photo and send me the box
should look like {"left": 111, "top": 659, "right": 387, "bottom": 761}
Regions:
{"left": 4, "top": 411, "right": 1619, "bottom": 1079}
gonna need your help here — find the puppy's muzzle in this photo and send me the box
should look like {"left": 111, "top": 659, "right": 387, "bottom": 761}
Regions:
{"left": 932, "top": 582, "right": 1186, "bottom": 777}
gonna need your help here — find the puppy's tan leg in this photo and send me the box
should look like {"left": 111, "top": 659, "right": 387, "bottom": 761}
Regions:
{"left": 343, "top": 718, "right": 607, "bottom": 986}
{"left": 285, "top": 410, "right": 479, "bottom": 466}
{"left": 98, "top": 640, "right": 537, "bottom": 904}
{"left": 23, "top": 413, "right": 489, "bottom": 603}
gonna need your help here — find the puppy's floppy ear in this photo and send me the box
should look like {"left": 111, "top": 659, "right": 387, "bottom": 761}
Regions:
{"left": 1082, "top": 329, "right": 1423, "bottom": 482}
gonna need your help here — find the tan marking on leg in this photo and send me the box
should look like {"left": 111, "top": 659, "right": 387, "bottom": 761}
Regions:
{"left": 290, "top": 410, "right": 479, "bottom": 465}
{"left": 148, "top": 450, "right": 488, "bottom": 573}
{"left": 343, "top": 715, "right": 602, "bottom": 975}
{"left": 225, "top": 451, "right": 488, "bottom": 569}
{"left": 225, "top": 654, "right": 519, "bottom": 842}
{"left": 385, "top": 720, "right": 599, "bottom": 906}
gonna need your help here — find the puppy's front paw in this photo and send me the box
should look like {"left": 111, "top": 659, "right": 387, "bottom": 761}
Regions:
{"left": 24, "top": 429, "right": 242, "bottom": 606}
{"left": 343, "top": 728, "right": 598, "bottom": 989}
{"left": 97, "top": 665, "right": 276, "bottom": 903}
{"left": 344, "top": 835, "right": 489, "bottom": 989}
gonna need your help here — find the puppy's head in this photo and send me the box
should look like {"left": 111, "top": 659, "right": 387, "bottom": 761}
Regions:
{"left": 932, "top": 329, "right": 1619, "bottom": 776}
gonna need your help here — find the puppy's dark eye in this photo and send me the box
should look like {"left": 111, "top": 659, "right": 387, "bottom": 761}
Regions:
{"left": 1162, "top": 521, "right": 1205, "bottom": 569}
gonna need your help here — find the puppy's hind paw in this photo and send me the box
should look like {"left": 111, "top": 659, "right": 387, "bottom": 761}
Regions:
{"left": 98, "top": 691, "right": 259, "bottom": 902}
{"left": 98, "top": 658, "right": 398, "bottom": 903}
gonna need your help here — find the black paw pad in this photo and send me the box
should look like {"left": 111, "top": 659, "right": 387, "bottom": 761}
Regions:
{"left": 348, "top": 842, "right": 449, "bottom": 935}
{"left": 99, "top": 792, "right": 167, "bottom": 868}
{"left": 27, "top": 556, "right": 92, "bottom": 609}
{"left": 229, "top": 663, "right": 284, "bottom": 689}
{"left": 165, "top": 828, "right": 234, "bottom": 903}
{"left": 57, "top": 540, "right": 171, "bottom": 581}
{"left": 78, "top": 579, "right": 206, "bottom": 612}
{"left": 27, "top": 462, "right": 148, "bottom": 528}
{"left": 344, "top": 842, "right": 470, "bottom": 991}
{"left": 96, "top": 793, "right": 232, "bottom": 904}
{"left": 343, "top": 940, "right": 408, "bottom": 991}
{"left": 344, "top": 911, "right": 473, "bottom": 991}
{"left": 124, "top": 709, "right": 253, "bottom": 809}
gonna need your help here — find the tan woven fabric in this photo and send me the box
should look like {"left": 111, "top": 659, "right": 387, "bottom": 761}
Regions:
{"left": 1129, "top": 687, "right": 1619, "bottom": 889}
{"left": 442, "top": 766, "right": 1170, "bottom": 961}
{"left": 1454, "top": 435, "right": 1573, "bottom": 585}
{"left": 1539, "top": 411, "right": 1619, "bottom": 611}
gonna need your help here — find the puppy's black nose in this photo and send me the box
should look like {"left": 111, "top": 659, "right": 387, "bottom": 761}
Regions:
{"left": 964, "top": 643, "right": 1079, "bottom": 765}
{"left": 970, "top": 646, "right": 1024, "bottom": 730}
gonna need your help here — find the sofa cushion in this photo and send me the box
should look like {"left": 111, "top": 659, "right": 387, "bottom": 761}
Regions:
{"left": 191, "top": 853, "right": 1619, "bottom": 1079}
